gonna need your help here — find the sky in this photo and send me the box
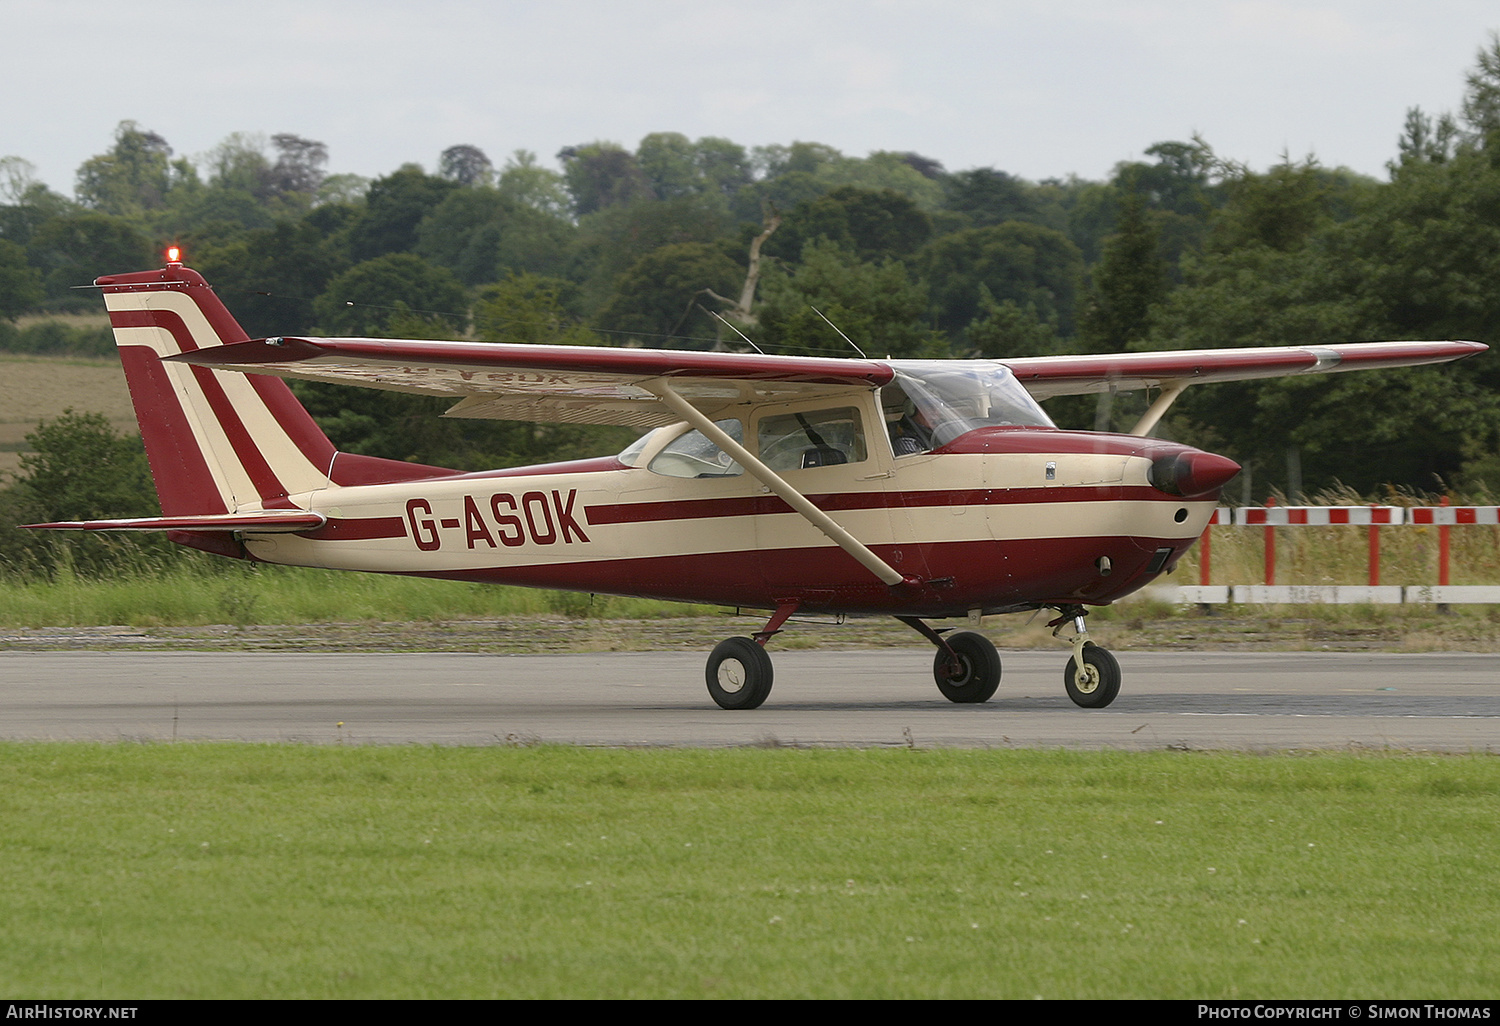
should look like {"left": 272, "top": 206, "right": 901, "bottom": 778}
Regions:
{"left": 3, "top": 0, "right": 1497, "bottom": 197}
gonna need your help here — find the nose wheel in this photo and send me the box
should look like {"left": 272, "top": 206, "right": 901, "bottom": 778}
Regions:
{"left": 1050, "top": 606, "right": 1121, "bottom": 708}
{"left": 1063, "top": 642, "right": 1121, "bottom": 708}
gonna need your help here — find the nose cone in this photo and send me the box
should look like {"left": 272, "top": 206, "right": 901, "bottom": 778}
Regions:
{"left": 1150, "top": 450, "right": 1241, "bottom": 498}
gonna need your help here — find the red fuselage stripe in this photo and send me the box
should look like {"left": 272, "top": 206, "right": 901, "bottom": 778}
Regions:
{"left": 298, "top": 516, "right": 409, "bottom": 541}
{"left": 582, "top": 485, "right": 1173, "bottom": 526}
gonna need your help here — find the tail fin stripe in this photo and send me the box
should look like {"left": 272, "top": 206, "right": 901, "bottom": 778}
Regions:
{"left": 188, "top": 363, "right": 298, "bottom": 504}
{"left": 115, "top": 304, "right": 334, "bottom": 506}
{"left": 122, "top": 304, "right": 339, "bottom": 485}
{"left": 113, "top": 308, "right": 293, "bottom": 506}
{"left": 119, "top": 347, "right": 233, "bottom": 515}
{"left": 241, "top": 370, "right": 338, "bottom": 473}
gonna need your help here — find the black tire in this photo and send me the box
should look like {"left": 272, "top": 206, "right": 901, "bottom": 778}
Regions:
{"left": 706, "top": 637, "right": 774, "bottom": 710}
{"left": 932, "top": 631, "right": 1002, "bottom": 703}
{"left": 1063, "top": 643, "right": 1121, "bottom": 708}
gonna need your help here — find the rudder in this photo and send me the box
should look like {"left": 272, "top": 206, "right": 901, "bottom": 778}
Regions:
{"left": 98, "top": 263, "right": 338, "bottom": 516}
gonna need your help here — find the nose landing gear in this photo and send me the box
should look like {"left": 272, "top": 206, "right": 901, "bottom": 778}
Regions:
{"left": 1050, "top": 606, "right": 1121, "bottom": 708}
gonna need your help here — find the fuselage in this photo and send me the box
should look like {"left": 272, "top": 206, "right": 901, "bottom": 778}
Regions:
{"left": 243, "top": 416, "right": 1234, "bottom": 618}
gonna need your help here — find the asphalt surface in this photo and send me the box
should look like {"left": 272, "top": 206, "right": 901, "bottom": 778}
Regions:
{"left": 1, "top": 649, "right": 1496, "bottom": 750}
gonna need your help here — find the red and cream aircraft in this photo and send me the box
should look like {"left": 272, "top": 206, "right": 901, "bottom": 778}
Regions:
{"left": 30, "top": 260, "right": 1486, "bottom": 709}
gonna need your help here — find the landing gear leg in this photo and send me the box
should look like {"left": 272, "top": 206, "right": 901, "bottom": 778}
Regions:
{"left": 897, "top": 616, "right": 1001, "bottom": 703}
{"left": 1049, "top": 606, "right": 1121, "bottom": 709}
{"left": 705, "top": 601, "right": 798, "bottom": 710}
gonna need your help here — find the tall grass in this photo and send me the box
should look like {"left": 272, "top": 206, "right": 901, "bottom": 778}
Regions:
{"left": 0, "top": 560, "right": 715, "bottom": 627}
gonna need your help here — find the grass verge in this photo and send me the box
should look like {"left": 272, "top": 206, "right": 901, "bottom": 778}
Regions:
{"left": 0, "top": 561, "right": 719, "bottom": 628}
{"left": 0, "top": 743, "right": 1495, "bottom": 999}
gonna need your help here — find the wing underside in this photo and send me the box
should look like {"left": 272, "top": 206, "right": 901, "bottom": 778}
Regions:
{"left": 169, "top": 337, "right": 894, "bottom": 427}
{"left": 1002, "top": 341, "right": 1487, "bottom": 399}
{"left": 167, "top": 336, "right": 1487, "bottom": 426}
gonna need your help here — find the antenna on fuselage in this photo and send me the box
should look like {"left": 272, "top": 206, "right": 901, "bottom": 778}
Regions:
{"left": 812, "top": 307, "right": 868, "bottom": 358}
{"left": 710, "top": 310, "right": 767, "bottom": 355}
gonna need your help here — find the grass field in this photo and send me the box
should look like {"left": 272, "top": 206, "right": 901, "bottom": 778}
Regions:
{"left": 0, "top": 352, "right": 135, "bottom": 478}
{"left": 0, "top": 743, "right": 1494, "bottom": 999}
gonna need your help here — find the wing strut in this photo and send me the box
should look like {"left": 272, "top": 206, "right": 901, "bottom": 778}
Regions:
{"left": 646, "top": 380, "right": 912, "bottom": 588}
{"left": 1128, "top": 380, "right": 1190, "bottom": 437}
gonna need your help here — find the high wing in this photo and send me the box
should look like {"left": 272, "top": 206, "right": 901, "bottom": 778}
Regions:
{"left": 169, "top": 336, "right": 1485, "bottom": 431}
{"left": 1003, "top": 340, "right": 1487, "bottom": 399}
{"left": 169, "top": 337, "right": 894, "bottom": 428}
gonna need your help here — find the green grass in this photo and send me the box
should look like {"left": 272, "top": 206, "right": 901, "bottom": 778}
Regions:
{"left": 0, "top": 744, "right": 1495, "bottom": 999}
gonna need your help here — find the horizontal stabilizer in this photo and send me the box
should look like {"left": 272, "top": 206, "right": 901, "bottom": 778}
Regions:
{"left": 24, "top": 510, "right": 326, "bottom": 533}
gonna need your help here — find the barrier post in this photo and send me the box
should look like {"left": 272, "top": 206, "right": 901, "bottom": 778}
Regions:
{"left": 1437, "top": 496, "right": 1451, "bottom": 614}
{"left": 1263, "top": 496, "right": 1276, "bottom": 585}
{"left": 1368, "top": 504, "right": 1381, "bottom": 587}
{"left": 1439, "top": 496, "right": 1451, "bottom": 587}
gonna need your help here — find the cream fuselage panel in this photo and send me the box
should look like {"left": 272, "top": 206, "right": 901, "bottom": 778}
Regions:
{"left": 241, "top": 446, "right": 1214, "bottom": 576}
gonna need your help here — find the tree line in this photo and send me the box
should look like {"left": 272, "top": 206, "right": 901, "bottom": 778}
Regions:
{"left": 2, "top": 35, "right": 1500, "bottom": 574}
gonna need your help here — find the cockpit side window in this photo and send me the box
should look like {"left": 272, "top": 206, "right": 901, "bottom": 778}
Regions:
{"left": 645, "top": 419, "right": 745, "bottom": 478}
{"left": 757, "top": 406, "right": 867, "bottom": 472}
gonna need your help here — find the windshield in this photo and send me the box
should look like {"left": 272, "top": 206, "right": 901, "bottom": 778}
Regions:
{"left": 883, "top": 361, "right": 1053, "bottom": 447}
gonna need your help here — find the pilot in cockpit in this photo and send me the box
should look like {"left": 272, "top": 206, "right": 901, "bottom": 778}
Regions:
{"left": 882, "top": 384, "right": 933, "bottom": 457}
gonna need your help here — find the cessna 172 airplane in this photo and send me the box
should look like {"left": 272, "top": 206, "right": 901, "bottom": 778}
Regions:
{"left": 29, "top": 260, "right": 1486, "bottom": 710}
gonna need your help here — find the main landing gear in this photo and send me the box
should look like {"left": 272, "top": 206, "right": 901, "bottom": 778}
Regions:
{"left": 702, "top": 603, "right": 1121, "bottom": 710}
{"left": 704, "top": 602, "right": 797, "bottom": 710}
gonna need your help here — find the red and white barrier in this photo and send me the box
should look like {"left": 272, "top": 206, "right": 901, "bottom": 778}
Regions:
{"left": 1235, "top": 505, "right": 1405, "bottom": 525}
{"left": 1175, "top": 504, "right": 1500, "bottom": 605}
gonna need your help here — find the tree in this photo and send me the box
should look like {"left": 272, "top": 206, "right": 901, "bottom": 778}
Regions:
{"left": 1077, "top": 179, "right": 1169, "bottom": 353}
{"left": 768, "top": 186, "right": 933, "bottom": 264}
{"left": 941, "top": 168, "right": 1036, "bottom": 228}
{"left": 636, "top": 132, "right": 700, "bottom": 200}
{"left": 919, "top": 222, "right": 1084, "bottom": 336}
{"left": 557, "top": 142, "right": 654, "bottom": 217}
{"left": 312, "top": 253, "right": 468, "bottom": 336}
{"left": 415, "top": 186, "right": 574, "bottom": 285}
{"left": 473, "top": 273, "right": 595, "bottom": 345}
{"left": 757, "top": 240, "right": 936, "bottom": 359}
{"left": 0, "top": 411, "right": 163, "bottom": 578}
{"left": 0, "top": 239, "right": 43, "bottom": 319}
{"left": 1395, "top": 107, "right": 1461, "bottom": 167}
{"left": 193, "top": 219, "right": 350, "bottom": 337}
{"left": 572, "top": 194, "right": 736, "bottom": 312}
{"left": 348, "top": 165, "right": 458, "bottom": 262}
{"left": 594, "top": 242, "right": 743, "bottom": 347}
{"left": 497, "top": 150, "right": 570, "bottom": 217}
{"left": 439, "top": 145, "right": 493, "bottom": 187}
{"left": 26, "top": 212, "right": 154, "bottom": 307}
{"left": 74, "top": 121, "right": 177, "bottom": 216}
{"left": 1460, "top": 31, "right": 1500, "bottom": 147}
{"left": 269, "top": 134, "right": 329, "bottom": 195}
{"left": 963, "top": 288, "right": 1061, "bottom": 360}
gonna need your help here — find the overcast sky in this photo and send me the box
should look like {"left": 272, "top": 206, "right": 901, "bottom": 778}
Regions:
{"left": 4, "top": 1, "right": 1497, "bottom": 196}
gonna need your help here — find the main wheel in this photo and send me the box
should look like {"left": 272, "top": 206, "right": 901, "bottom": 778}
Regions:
{"left": 1063, "top": 643, "right": 1121, "bottom": 708}
{"left": 932, "top": 631, "right": 1002, "bottom": 703}
{"left": 706, "top": 637, "right": 774, "bottom": 710}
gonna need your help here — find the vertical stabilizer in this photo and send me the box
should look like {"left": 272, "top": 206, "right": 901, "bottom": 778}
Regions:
{"left": 97, "top": 264, "right": 338, "bottom": 516}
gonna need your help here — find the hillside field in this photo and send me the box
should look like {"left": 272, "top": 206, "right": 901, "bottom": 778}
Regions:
{"left": 0, "top": 351, "right": 135, "bottom": 479}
